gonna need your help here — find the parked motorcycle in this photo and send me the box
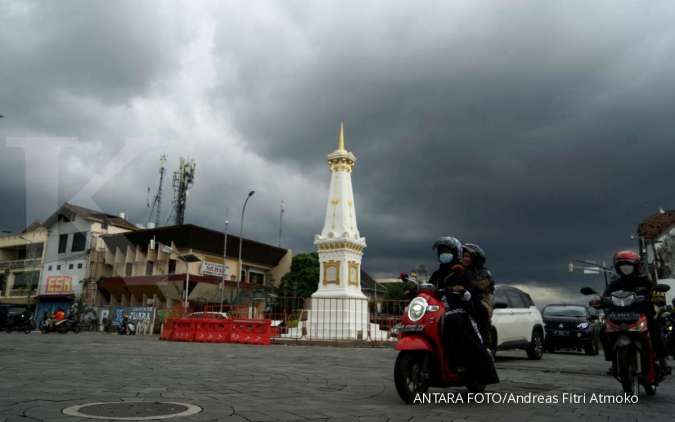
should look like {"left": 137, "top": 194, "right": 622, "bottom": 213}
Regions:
{"left": 581, "top": 284, "right": 671, "bottom": 396}
{"left": 394, "top": 278, "right": 495, "bottom": 403}
{"left": 57, "top": 314, "right": 80, "bottom": 334}
{"left": 4, "top": 310, "right": 34, "bottom": 334}
{"left": 117, "top": 316, "right": 136, "bottom": 335}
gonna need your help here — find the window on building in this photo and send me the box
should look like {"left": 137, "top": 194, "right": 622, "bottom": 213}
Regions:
{"left": 56, "top": 264, "right": 61, "bottom": 271}
{"left": 12, "top": 271, "right": 39, "bottom": 293}
{"left": 71, "top": 232, "right": 86, "bottom": 252}
{"left": 168, "top": 259, "right": 177, "bottom": 274}
{"left": 146, "top": 261, "right": 154, "bottom": 276}
{"left": 58, "top": 234, "right": 68, "bottom": 253}
{"left": 23, "top": 243, "right": 43, "bottom": 259}
{"left": 249, "top": 272, "right": 264, "bottom": 285}
{"left": 125, "top": 263, "right": 133, "bottom": 277}
{"left": 0, "top": 274, "right": 5, "bottom": 295}
{"left": 48, "top": 265, "right": 52, "bottom": 271}
{"left": 241, "top": 271, "right": 247, "bottom": 283}
{"left": 77, "top": 263, "right": 83, "bottom": 269}
{"left": 68, "top": 263, "right": 74, "bottom": 270}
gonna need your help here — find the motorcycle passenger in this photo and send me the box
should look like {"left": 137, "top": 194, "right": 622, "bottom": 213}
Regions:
{"left": 600, "top": 250, "right": 668, "bottom": 375}
{"left": 462, "top": 243, "right": 494, "bottom": 349}
{"left": 429, "top": 236, "right": 499, "bottom": 385}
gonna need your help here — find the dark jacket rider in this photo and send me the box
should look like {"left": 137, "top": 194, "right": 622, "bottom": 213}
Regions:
{"left": 429, "top": 236, "right": 499, "bottom": 385}
{"left": 599, "top": 250, "right": 667, "bottom": 371}
{"left": 462, "top": 243, "right": 494, "bottom": 349}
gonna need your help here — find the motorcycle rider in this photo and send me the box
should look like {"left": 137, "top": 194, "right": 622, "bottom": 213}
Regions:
{"left": 598, "top": 250, "right": 668, "bottom": 375}
{"left": 429, "top": 236, "right": 499, "bottom": 385}
{"left": 462, "top": 243, "right": 495, "bottom": 350}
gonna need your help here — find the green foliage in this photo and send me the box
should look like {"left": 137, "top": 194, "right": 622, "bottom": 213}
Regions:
{"left": 384, "top": 283, "right": 408, "bottom": 300}
{"left": 276, "top": 252, "right": 320, "bottom": 298}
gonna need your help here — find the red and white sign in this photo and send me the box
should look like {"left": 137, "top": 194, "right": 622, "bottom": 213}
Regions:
{"left": 45, "top": 276, "right": 73, "bottom": 294}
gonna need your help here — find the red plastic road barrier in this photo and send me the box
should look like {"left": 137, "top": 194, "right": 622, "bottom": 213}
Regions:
{"left": 230, "top": 319, "right": 272, "bottom": 345}
{"left": 171, "top": 319, "right": 196, "bottom": 342}
{"left": 160, "top": 319, "right": 174, "bottom": 340}
{"left": 212, "top": 320, "right": 232, "bottom": 343}
{"left": 193, "top": 319, "right": 214, "bottom": 342}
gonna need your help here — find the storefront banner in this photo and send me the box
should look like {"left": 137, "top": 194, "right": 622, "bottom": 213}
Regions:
{"left": 200, "top": 261, "right": 229, "bottom": 277}
{"left": 45, "top": 276, "right": 73, "bottom": 294}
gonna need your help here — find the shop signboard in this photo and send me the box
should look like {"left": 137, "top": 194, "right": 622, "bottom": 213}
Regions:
{"left": 200, "top": 261, "right": 229, "bottom": 277}
{"left": 45, "top": 276, "right": 73, "bottom": 294}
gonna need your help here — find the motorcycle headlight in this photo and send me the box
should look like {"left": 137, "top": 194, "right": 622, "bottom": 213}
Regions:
{"left": 611, "top": 294, "right": 635, "bottom": 307}
{"left": 407, "top": 297, "right": 428, "bottom": 322}
{"left": 577, "top": 322, "right": 589, "bottom": 330}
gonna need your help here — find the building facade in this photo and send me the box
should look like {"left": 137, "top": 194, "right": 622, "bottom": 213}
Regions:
{"left": 96, "top": 224, "right": 292, "bottom": 310}
{"left": 35, "top": 203, "right": 138, "bottom": 317}
{"left": 0, "top": 222, "right": 48, "bottom": 306}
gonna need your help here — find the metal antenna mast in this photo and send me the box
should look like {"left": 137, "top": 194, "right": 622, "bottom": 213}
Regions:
{"left": 147, "top": 154, "right": 167, "bottom": 227}
{"left": 172, "top": 157, "right": 196, "bottom": 225}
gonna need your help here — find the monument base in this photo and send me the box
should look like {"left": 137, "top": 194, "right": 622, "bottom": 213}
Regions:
{"left": 280, "top": 293, "right": 391, "bottom": 341}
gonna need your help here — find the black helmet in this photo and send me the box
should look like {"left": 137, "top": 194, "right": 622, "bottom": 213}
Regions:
{"left": 464, "top": 243, "right": 486, "bottom": 268}
{"left": 432, "top": 236, "right": 462, "bottom": 258}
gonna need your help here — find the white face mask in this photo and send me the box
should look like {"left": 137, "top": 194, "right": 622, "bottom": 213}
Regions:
{"left": 618, "top": 264, "right": 634, "bottom": 275}
{"left": 439, "top": 253, "right": 454, "bottom": 264}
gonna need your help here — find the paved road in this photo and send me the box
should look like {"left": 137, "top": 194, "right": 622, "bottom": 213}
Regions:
{"left": 0, "top": 333, "right": 673, "bottom": 421}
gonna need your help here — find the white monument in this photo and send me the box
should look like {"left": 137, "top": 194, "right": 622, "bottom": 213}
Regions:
{"left": 303, "top": 123, "right": 382, "bottom": 339}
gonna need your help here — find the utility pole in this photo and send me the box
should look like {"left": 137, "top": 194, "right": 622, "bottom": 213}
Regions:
{"left": 220, "top": 219, "right": 229, "bottom": 312}
{"left": 278, "top": 200, "right": 285, "bottom": 247}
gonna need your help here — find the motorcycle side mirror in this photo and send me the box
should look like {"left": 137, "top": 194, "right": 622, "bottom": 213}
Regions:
{"left": 580, "top": 287, "right": 597, "bottom": 296}
{"left": 655, "top": 284, "right": 671, "bottom": 293}
{"left": 494, "top": 301, "right": 508, "bottom": 309}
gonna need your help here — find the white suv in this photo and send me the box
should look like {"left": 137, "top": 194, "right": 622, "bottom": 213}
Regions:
{"left": 490, "top": 285, "right": 545, "bottom": 360}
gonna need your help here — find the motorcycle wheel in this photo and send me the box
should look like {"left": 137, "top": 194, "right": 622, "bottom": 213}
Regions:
{"left": 618, "top": 348, "right": 639, "bottom": 396}
{"left": 644, "top": 383, "right": 656, "bottom": 396}
{"left": 73, "top": 326, "right": 81, "bottom": 334}
{"left": 5, "top": 327, "right": 12, "bottom": 333}
{"left": 466, "top": 380, "right": 486, "bottom": 393}
{"left": 24, "top": 328, "right": 31, "bottom": 334}
{"left": 394, "top": 351, "right": 430, "bottom": 404}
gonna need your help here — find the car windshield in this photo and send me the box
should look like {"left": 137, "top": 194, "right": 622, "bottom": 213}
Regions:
{"left": 543, "top": 306, "right": 586, "bottom": 317}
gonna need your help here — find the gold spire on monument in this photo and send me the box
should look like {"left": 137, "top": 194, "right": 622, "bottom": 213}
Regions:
{"left": 338, "top": 121, "right": 346, "bottom": 151}
{"left": 328, "top": 121, "right": 356, "bottom": 171}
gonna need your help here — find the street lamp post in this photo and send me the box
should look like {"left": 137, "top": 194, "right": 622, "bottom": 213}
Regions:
{"left": 160, "top": 243, "right": 200, "bottom": 312}
{"left": 237, "top": 190, "right": 255, "bottom": 301}
{"left": 278, "top": 200, "right": 285, "bottom": 247}
{"left": 220, "top": 219, "right": 229, "bottom": 313}
{"left": 569, "top": 259, "right": 612, "bottom": 288}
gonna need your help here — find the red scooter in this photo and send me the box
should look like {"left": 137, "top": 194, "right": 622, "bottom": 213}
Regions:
{"left": 581, "top": 284, "right": 671, "bottom": 396}
{"left": 394, "top": 278, "right": 488, "bottom": 403}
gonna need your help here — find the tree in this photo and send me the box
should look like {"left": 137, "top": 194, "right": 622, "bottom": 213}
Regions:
{"left": 384, "top": 283, "right": 408, "bottom": 300}
{"left": 276, "top": 252, "right": 320, "bottom": 298}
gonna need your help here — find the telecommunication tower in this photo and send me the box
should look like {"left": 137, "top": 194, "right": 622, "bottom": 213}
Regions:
{"left": 146, "top": 154, "right": 167, "bottom": 227}
{"left": 172, "top": 157, "right": 196, "bottom": 225}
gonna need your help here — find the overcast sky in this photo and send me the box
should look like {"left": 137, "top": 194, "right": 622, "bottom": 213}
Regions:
{"left": 2, "top": 1, "right": 675, "bottom": 301}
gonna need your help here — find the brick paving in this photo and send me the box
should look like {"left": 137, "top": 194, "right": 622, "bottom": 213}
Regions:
{"left": 0, "top": 333, "right": 673, "bottom": 421}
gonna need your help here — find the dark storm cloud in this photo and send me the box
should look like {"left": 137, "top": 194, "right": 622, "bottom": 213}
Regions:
{"left": 211, "top": 2, "right": 675, "bottom": 285}
{"left": 2, "top": 1, "right": 675, "bottom": 300}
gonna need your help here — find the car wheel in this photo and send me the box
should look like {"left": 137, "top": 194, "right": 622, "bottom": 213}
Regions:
{"left": 527, "top": 329, "right": 544, "bottom": 360}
